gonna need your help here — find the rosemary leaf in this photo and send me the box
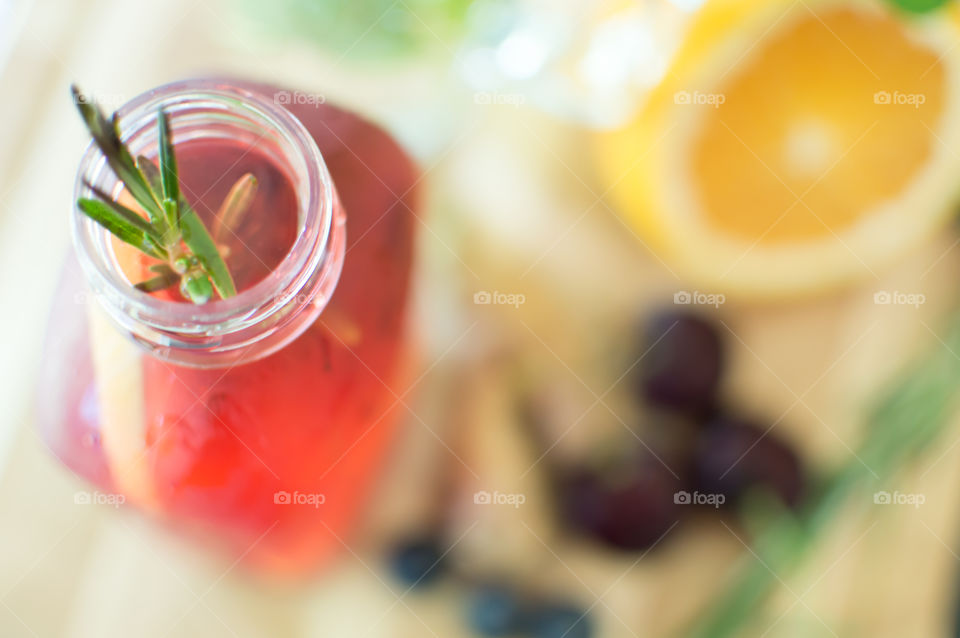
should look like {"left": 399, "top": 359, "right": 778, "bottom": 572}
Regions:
{"left": 81, "top": 180, "right": 163, "bottom": 243}
{"left": 134, "top": 264, "right": 179, "bottom": 292}
{"left": 180, "top": 272, "right": 213, "bottom": 304}
{"left": 71, "top": 86, "right": 165, "bottom": 223}
{"left": 214, "top": 173, "right": 258, "bottom": 240}
{"left": 180, "top": 204, "right": 237, "bottom": 299}
{"left": 136, "top": 155, "right": 162, "bottom": 193}
{"left": 134, "top": 156, "right": 171, "bottom": 233}
{"left": 143, "top": 235, "right": 165, "bottom": 259}
{"left": 157, "top": 110, "right": 180, "bottom": 227}
{"left": 113, "top": 112, "right": 166, "bottom": 215}
{"left": 77, "top": 198, "right": 166, "bottom": 260}
{"left": 163, "top": 199, "right": 179, "bottom": 237}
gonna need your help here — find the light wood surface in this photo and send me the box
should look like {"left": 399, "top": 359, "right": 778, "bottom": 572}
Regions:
{"left": 3, "top": 1, "right": 960, "bottom": 636}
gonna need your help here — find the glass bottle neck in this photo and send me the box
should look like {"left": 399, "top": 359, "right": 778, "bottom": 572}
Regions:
{"left": 73, "top": 79, "right": 346, "bottom": 368}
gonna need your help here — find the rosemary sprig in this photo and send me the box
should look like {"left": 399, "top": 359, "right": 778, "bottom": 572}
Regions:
{"left": 684, "top": 313, "right": 960, "bottom": 638}
{"left": 72, "top": 85, "right": 258, "bottom": 304}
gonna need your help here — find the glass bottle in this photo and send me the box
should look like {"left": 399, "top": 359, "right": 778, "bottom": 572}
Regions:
{"left": 37, "top": 79, "right": 418, "bottom": 575}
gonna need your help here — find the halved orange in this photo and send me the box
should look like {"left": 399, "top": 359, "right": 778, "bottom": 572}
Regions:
{"left": 596, "top": 0, "right": 960, "bottom": 296}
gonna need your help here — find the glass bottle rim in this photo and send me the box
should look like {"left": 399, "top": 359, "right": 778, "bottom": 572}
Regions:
{"left": 73, "top": 79, "right": 344, "bottom": 366}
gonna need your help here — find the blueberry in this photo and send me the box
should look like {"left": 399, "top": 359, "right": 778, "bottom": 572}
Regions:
{"left": 693, "top": 416, "right": 805, "bottom": 507}
{"left": 636, "top": 311, "right": 723, "bottom": 413}
{"left": 388, "top": 536, "right": 446, "bottom": 587}
{"left": 529, "top": 602, "right": 593, "bottom": 638}
{"left": 466, "top": 584, "right": 524, "bottom": 637}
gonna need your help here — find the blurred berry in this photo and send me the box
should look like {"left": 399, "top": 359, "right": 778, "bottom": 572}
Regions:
{"left": 564, "top": 460, "right": 682, "bottom": 551}
{"left": 559, "top": 467, "right": 607, "bottom": 532}
{"left": 466, "top": 584, "right": 524, "bottom": 637}
{"left": 528, "top": 601, "right": 593, "bottom": 638}
{"left": 388, "top": 535, "right": 446, "bottom": 587}
{"left": 693, "top": 416, "right": 805, "bottom": 507}
{"left": 636, "top": 311, "right": 723, "bottom": 413}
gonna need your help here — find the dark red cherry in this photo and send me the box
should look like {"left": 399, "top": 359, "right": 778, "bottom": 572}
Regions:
{"left": 636, "top": 311, "right": 723, "bottom": 413}
{"left": 562, "top": 460, "right": 683, "bottom": 551}
{"left": 693, "top": 416, "right": 805, "bottom": 508}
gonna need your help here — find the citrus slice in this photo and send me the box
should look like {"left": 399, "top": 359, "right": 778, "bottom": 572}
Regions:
{"left": 596, "top": 0, "right": 960, "bottom": 297}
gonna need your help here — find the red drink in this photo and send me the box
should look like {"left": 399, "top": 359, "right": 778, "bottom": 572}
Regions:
{"left": 38, "top": 81, "right": 418, "bottom": 574}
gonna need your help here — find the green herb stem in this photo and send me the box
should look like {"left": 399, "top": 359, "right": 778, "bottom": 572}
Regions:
{"left": 72, "top": 85, "right": 251, "bottom": 304}
{"left": 685, "top": 314, "right": 960, "bottom": 638}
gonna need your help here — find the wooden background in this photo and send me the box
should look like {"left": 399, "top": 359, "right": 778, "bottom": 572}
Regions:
{"left": 3, "top": 0, "right": 960, "bottom": 636}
